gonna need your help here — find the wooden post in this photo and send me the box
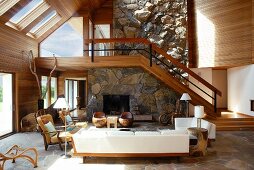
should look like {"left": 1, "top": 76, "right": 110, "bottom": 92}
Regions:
{"left": 91, "top": 40, "right": 94, "bottom": 62}
{"left": 214, "top": 91, "right": 217, "bottom": 113}
{"left": 149, "top": 44, "right": 152, "bottom": 67}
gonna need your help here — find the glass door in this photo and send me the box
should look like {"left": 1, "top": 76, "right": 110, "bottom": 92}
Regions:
{"left": 0, "top": 73, "right": 13, "bottom": 136}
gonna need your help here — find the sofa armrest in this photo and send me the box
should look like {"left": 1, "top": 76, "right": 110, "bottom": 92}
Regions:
{"left": 174, "top": 118, "right": 193, "bottom": 130}
{"left": 208, "top": 122, "right": 216, "bottom": 139}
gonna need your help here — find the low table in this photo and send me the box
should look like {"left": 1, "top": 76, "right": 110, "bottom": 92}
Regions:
{"left": 107, "top": 116, "right": 118, "bottom": 128}
{"left": 187, "top": 127, "right": 208, "bottom": 156}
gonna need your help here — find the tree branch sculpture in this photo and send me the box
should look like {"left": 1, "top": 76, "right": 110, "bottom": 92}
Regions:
{"left": 22, "top": 50, "right": 57, "bottom": 100}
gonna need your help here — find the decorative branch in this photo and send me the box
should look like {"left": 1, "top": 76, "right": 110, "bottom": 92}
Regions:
{"left": 42, "top": 54, "right": 57, "bottom": 99}
{"left": 23, "top": 50, "right": 57, "bottom": 100}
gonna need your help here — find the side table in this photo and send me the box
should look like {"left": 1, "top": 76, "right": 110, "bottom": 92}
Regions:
{"left": 187, "top": 127, "right": 208, "bottom": 156}
{"left": 107, "top": 116, "right": 118, "bottom": 128}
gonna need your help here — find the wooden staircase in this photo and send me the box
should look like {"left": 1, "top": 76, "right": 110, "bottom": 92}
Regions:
{"left": 36, "top": 38, "right": 222, "bottom": 118}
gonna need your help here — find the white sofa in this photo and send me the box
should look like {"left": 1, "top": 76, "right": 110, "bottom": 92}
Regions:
{"left": 174, "top": 118, "right": 216, "bottom": 140}
{"left": 72, "top": 128, "right": 189, "bottom": 161}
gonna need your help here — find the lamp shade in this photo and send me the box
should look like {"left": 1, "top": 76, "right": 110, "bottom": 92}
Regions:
{"left": 194, "top": 105, "right": 205, "bottom": 118}
{"left": 180, "top": 93, "right": 191, "bottom": 101}
{"left": 53, "top": 97, "right": 70, "bottom": 109}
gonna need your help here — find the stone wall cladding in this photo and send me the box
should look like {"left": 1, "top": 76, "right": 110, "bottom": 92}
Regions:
{"left": 113, "top": 0, "right": 188, "bottom": 65}
{"left": 88, "top": 68, "right": 180, "bottom": 119}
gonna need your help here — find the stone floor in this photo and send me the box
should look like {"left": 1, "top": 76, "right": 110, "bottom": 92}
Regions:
{"left": 0, "top": 122, "right": 254, "bottom": 170}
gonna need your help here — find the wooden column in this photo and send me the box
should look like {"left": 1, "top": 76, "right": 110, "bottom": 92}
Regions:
{"left": 187, "top": 0, "right": 197, "bottom": 68}
{"left": 83, "top": 16, "right": 90, "bottom": 56}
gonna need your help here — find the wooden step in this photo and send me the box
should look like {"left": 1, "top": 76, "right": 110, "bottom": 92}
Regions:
{"left": 213, "top": 120, "right": 254, "bottom": 125}
{"left": 216, "top": 125, "right": 254, "bottom": 131}
{"left": 206, "top": 112, "right": 254, "bottom": 131}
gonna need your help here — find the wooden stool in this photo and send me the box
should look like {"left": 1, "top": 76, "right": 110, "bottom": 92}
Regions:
{"left": 107, "top": 116, "right": 118, "bottom": 128}
{"left": 187, "top": 127, "right": 208, "bottom": 156}
{"left": 0, "top": 145, "right": 38, "bottom": 170}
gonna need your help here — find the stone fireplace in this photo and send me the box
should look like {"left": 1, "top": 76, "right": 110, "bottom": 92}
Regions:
{"left": 87, "top": 68, "right": 180, "bottom": 120}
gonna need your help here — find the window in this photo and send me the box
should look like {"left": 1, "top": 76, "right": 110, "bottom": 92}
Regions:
{"left": 41, "top": 76, "right": 57, "bottom": 108}
{"left": 65, "top": 79, "right": 78, "bottom": 109}
{"left": 40, "top": 17, "right": 83, "bottom": 57}
{"left": 41, "top": 76, "right": 48, "bottom": 108}
{"left": 29, "top": 10, "right": 57, "bottom": 33}
{"left": 9, "top": 0, "right": 43, "bottom": 24}
{"left": 50, "top": 77, "right": 57, "bottom": 104}
{"left": 0, "top": 0, "right": 19, "bottom": 16}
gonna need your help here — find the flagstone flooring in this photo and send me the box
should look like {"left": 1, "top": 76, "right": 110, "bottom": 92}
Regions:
{"left": 0, "top": 122, "right": 254, "bottom": 170}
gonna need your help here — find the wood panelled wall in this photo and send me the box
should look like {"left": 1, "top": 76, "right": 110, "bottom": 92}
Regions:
{"left": 194, "top": 0, "right": 253, "bottom": 67}
{"left": 252, "top": 0, "right": 254, "bottom": 63}
{"left": 0, "top": 23, "right": 39, "bottom": 131}
{"left": 57, "top": 71, "right": 88, "bottom": 96}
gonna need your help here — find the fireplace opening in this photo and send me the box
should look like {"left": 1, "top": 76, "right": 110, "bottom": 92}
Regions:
{"left": 103, "top": 95, "right": 130, "bottom": 115}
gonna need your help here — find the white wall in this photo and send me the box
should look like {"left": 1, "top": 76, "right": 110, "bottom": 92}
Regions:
{"left": 228, "top": 64, "right": 254, "bottom": 116}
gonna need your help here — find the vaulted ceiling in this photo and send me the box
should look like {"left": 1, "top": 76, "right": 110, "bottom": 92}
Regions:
{"left": 0, "top": 0, "right": 112, "bottom": 42}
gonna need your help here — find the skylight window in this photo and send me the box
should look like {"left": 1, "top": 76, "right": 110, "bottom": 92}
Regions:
{"left": 30, "top": 10, "right": 57, "bottom": 33}
{"left": 0, "top": 0, "right": 20, "bottom": 16}
{"left": 9, "top": 0, "right": 43, "bottom": 24}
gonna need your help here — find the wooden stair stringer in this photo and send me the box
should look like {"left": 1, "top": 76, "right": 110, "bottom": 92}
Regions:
{"left": 139, "top": 56, "right": 216, "bottom": 117}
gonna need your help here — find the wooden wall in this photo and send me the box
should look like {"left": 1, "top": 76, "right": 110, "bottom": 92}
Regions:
{"left": 0, "top": 22, "right": 39, "bottom": 131}
{"left": 58, "top": 71, "right": 88, "bottom": 95}
{"left": 194, "top": 0, "right": 253, "bottom": 68}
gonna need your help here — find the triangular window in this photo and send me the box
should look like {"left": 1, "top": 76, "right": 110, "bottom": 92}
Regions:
{"left": 40, "top": 17, "right": 83, "bottom": 57}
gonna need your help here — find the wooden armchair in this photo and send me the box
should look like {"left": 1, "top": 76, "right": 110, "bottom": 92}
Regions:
{"left": 36, "top": 114, "right": 71, "bottom": 151}
{"left": 59, "top": 110, "right": 87, "bottom": 128}
{"left": 92, "top": 112, "right": 107, "bottom": 128}
{"left": 119, "top": 112, "right": 133, "bottom": 127}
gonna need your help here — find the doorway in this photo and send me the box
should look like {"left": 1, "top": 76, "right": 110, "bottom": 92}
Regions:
{"left": 0, "top": 73, "right": 13, "bottom": 136}
{"left": 65, "top": 79, "right": 86, "bottom": 109}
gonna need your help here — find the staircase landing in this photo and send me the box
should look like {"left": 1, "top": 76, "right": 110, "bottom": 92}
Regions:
{"left": 209, "top": 110, "right": 254, "bottom": 131}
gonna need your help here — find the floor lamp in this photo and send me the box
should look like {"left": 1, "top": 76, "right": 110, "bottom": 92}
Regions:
{"left": 53, "top": 97, "right": 70, "bottom": 159}
{"left": 180, "top": 93, "right": 191, "bottom": 117}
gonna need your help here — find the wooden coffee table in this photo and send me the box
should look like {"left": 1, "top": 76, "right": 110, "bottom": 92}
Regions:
{"left": 107, "top": 116, "right": 118, "bottom": 128}
{"left": 187, "top": 127, "right": 208, "bottom": 156}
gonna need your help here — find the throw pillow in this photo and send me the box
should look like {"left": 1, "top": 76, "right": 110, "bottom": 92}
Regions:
{"left": 65, "top": 115, "right": 73, "bottom": 124}
{"left": 44, "top": 121, "right": 57, "bottom": 137}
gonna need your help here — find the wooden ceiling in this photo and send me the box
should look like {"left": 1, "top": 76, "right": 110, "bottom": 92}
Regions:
{"left": 0, "top": 0, "right": 112, "bottom": 42}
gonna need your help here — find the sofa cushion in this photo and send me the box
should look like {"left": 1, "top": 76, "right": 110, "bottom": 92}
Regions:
{"left": 135, "top": 131, "right": 161, "bottom": 136}
{"left": 159, "top": 129, "right": 188, "bottom": 135}
{"left": 79, "top": 130, "right": 107, "bottom": 137}
{"left": 107, "top": 131, "right": 134, "bottom": 136}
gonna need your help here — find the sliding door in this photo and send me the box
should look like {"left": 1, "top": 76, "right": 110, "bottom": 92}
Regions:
{"left": 0, "top": 73, "right": 13, "bottom": 136}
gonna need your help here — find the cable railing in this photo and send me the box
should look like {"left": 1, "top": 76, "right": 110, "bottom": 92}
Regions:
{"left": 84, "top": 38, "right": 222, "bottom": 113}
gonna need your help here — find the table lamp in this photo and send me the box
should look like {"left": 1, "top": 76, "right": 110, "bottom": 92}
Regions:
{"left": 53, "top": 97, "right": 70, "bottom": 158}
{"left": 194, "top": 105, "right": 205, "bottom": 128}
{"left": 180, "top": 93, "right": 191, "bottom": 117}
